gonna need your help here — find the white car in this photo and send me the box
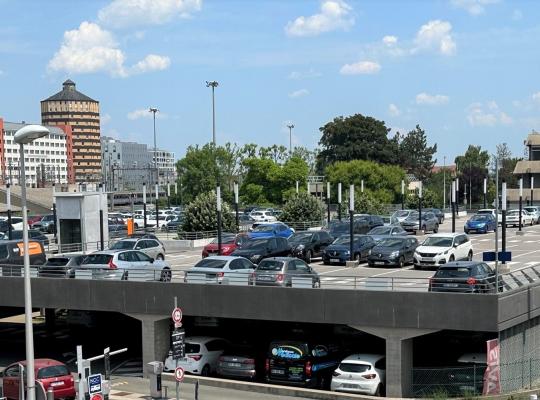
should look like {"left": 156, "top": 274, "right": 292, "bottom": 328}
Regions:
{"left": 164, "top": 336, "right": 228, "bottom": 376}
{"left": 524, "top": 206, "right": 540, "bottom": 224}
{"left": 505, "top": 209, "right": 534, "bottom": 227}
{"left": 391, "top": 210, "right": 415, "bottom": 223}
{"left": 185, "top": 256, "right": 255, "bottom": 284}
{"left": 9, "top": 217, "right": 27, "bottom": 230}
{"left": 331, "top": 354, "right": 386, "bottom": 396}
{"left": 413, "top": 233, "right": 473, "bottom": 270}
{"left": 477, "top": 209, "right": 497, "bottom": 218}
{"left": 249, "top": 211, "right": 277, "bottom": 222}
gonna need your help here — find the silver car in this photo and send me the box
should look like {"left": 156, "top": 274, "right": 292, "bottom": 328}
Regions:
{"left": 109, "top": 238, "right": 165, "bottom": 260}
{"left": 80, "top": 250, "right": 172, "bottom": 281}
{"left": 185, "top": 256, "right": 255, "bottom": 284}
{"left": 252, "top": 257, "right": 320, "bottom": 288}
{"left": 524, "top": 206, "right": 540, "bottom": 224}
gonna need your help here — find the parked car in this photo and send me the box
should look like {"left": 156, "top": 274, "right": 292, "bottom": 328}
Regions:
{"left": 464, "top": 214, "right": 496, "bottom": 234}
{"left": 27, "top": 215, "right": 43, "bottom": 226}
{"left": 328, "top": 219, "right": 370, "bottom": 237}
{"left": 202, "top": 233, "right": 248, "bottom": 257}
{"left": 238, "top": 214, "right": 255, "bottom": 226}
{"left": 477, "top": 209, "right": 497, "bottom": 218}
{"left": 249, "top": 210, "right": 277, "bottom": 222}
{"left": 391, "top": 209, "right": 416, "bottom": 223}
{"left": 423, "top": 208, "right": 444, "bottom": 224}
{"left": 0, "top": 219, "right": 13, "bottom": 234}
{"left": 380, "top": 215, "right": 399, "bottom": 226}
{"left": 3, "top": 229, "right": 50, "bottom": 245}
{"left": 185, "top": 256, "right": 255, "bottom": 284}
{"left": 37, "top": 254, "right": 86, "bottom": 278}
{"left": 248, "top": 222, "right": 294, "bottom": 239}
{"left": 9, "top": 217, "right": 27, "bottom": 231}
{"left": 0, "top": 240, "right": 46, "bottom": 276}
{"left": 231, "top": 237, "right": 291, "bottom": 264}
{"left": 80, "top": 250, "right": 172, "bottom": 281}
{"left": 322, "top": 235, "right": 376, "bottom": 265}
{"left": 413, "top": 233, "right": 473, "bottom": 270}
{"left": 127, "top": 233, "right": 162, "bottom": 243}
{"left": 252, "top": 257, "right": 320, "bottom": 287}
{"left": 108, "top": 220, "right": 128, "bottom": 238}
{"left": 288, "top": 231, "right": 334, "bottom": 263}
{"left": 0, "top": 359, "right": 75, "bottom": 400}
{"left": 524, "top": 206, "right": 540, "bottom": 224}
{"left": 109, "top": 238, "right": 165, "bottom": 260}
{"left": 164, "top": 336, "right": 229, "bottom": 375}
{"left": 32, "top": 214, "right": 55, "bottom": 233}
{"left": 367, "top": 225, "right": 408, "bottom": 242}
{"left": 400, "top": 211, "right": 439, "bottom": 233}
{"left": 428, "top": 261, "right": 498, "bottom": 293}
{"left": 354, "top": 215, "right": 384, "bottom": 231}
{"left": 217, "top": 344, "right": 265, "bottom": 380}
{"left": 367, "top": 237, "right": 419, "bottom": 268}
{"left": 331, "top": 354, "right": 386, "bottom": 396}
{"left": 161, "top": 216, "right": 182, "bottom": 232}
{"left": 505, "top": 209, "right": 534, "bottom": 227}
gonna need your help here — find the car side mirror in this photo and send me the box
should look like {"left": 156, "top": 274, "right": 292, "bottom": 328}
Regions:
{"left": 453, "top": 244, "right": 458, "bottom": 248}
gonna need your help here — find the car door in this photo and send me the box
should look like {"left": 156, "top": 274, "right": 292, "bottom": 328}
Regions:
{"left": 361, "top": 236, "right": 375, "bottom": 259}
{"left": 406, "top": 238, "right": 418, "bottom": 262}
{"left": 317, "top": 232, "right": 333, "bottom": 256}
{"left": 141, "top": 239, "right": 158, "bottom": 259}
{"left": 278, "top": 238, "right": 291, "bottom": 256}
{"left": 455, "top": 235, "right": 467, "bottom": 260}
{"left": 2, "top": 364, "right": 21, "bottom": 399}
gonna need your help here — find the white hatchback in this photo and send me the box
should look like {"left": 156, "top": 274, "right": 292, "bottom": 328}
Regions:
{"left": 331, "top": 354, "right": 386, "bottom": 396}
{"left": 249, "top": 211, "right": 277, "bottom": 222}
{"left": 164, "top": 336, "right": 228, "bottom": 376}
{"left": 414, "top": 233, "right": 473, "bottom": 269}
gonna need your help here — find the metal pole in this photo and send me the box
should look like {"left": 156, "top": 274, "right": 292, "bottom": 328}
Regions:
{"left": 326, "top": 182, "right": 331, "bottom": 223}
{"left": 155, "top": 183, "right": 159, "bottom": 231}
{"left": 495, "top": 159, "right": 499, "bottom": 289}
{"left": 532, "top": 176, "right": 535, "bottom": 206}
{"left": 452, "top": 179, "right": 456, "bottom": 233}
{"left": 20, "top": 143, "right": 36, "bottom": 400}
{"left": 418, "top": 182, "right": 423, "bottom": 233}
{"left": 217, "top": 186, "right": 222, "bottom": 255}
{"left": 349, "top": 184, "right": 354, "bottom": 262}
{"left": 484, "top": 177, "right": 487, "bottom": 209}
{"left": 401, "top": 180, "right": 405, "bottom": 210}
{"left": 7, "top": 183, "right": 12, "bottom": 240}
{"left": 212, "top": 85, "right": 216, "bottom": 145}
{"left": 234, "top": 181, "right": 239, "bottom": 232}
{"left": 469, "top": 162, "right": 472, "bottom": 210}
{"left": 456, "top": 177, "right": 460, "bottom": 213}
{"left": 287, "top": 124, "right": 294, "bottom": 154}
{"left": 443, "top": 156, "right": 446, "bottom": 210}
{"left": 295, "top": 181, "right": 299, "bottom": 194}
{"left": 519, "top": 178, "right": 523, "bottom": 232}
{"left": 143, "top": 183, "right": 147, "bottom": 230}
{"left": 52, "top": 183, "right": 57, "bottom": 240}
{"left": 502, "top": 180, "right": 507, "bottom": 265}
{"left": 167, "top": 182, "right": 171, "bottom": 209}
{"left": 99, "top": 184, "right": 104, "bottom": 250}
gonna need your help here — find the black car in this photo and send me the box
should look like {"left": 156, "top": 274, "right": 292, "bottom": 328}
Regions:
{"left": 429, "top": 261, "right": 498, "bottom": 293}
{"left": 0, "top": 220, "right": 13, "bottom": 234}
{"left": 231, "top": 237, "right": 291, "bottom": 264}
{"left": 367, "top": 236, "right": 419, "bottom": 268}
{"left": 328, "top": 219, "right": 370, "bottom": 237}
{"left": 322, "top": 234, "right": 376, "bottom": 265}
{"left": 355, "top": 214, "right": 385, "bottom": 231}
{"left": 424, "top": 208, "right": 445, "bottom": 224}
{"left": 37, "top": 254, "right": 86, "bottom": 278}
{"left": 5, "top": 229, "right": 50, "bottom": 246}
{"left": 288, "top": 231, "right": 334, "bottom": 263}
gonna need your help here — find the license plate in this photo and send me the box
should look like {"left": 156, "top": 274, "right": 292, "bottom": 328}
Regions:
{"left": 421, "top": 258, "right": 434, "bottom": 262}
{"left": 259, "top": 275, "right": 274, "bottom": 281}
{"left": 343, "top": 383, "right": 358, "bottom": 388}
{"left": 50, "top": 382, "right": 64, "bottom": 387}
{"left": 330, "top": 258, "right": 340, "bottom": 263}
{"left": 228, "top": 362, "right": 241, "bottom": 367}
{"left": 374, "top": 261, "right": 385, "bottom": 265}
{"left": 271, "top": 369, "right": 285, "bottom": 375}
{"left": 444, "top": 283, "right": 459, "bottom": 287}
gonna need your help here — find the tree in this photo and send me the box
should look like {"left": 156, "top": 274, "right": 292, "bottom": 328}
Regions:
{"left": 279, "top": 192, "right": 325, "bottom": 223}
{"left": 397, "top": 125, "right": 437, "bottom": 181}
{"left": 454, "top": 145, "right": 490, "bottom": 204}
{"left": 317, "top": 114, "right": 399, "bottom": 172}
{"left": 291, "top": 146, "right": 318, "bottom": 175}
{"left": 405, "top": 188, "right": 439, "bottom": 209}
{"left": 491, "top": 143, "right": 520, "bottom": 187}
{"left": 354, "top": 191, "right": 386, "bottom": 215}
{"left": 181, "top": 191, "right": 236, "bottom": 232}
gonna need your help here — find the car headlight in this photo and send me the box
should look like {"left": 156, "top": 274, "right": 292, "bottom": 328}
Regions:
{"left": 296, "top": 244, "right": 305, "bottom": 250}
{"left": 390, "top": 251, "right": 400, "bottom": 258}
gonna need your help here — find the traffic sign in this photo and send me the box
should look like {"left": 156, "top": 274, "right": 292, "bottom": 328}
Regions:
{"left": 91, "top": 394, "right": 103, "bottom": 400}
{"left": 483, "top": 251, "right": 512, "bottom": 262}
{"left": 88, "top": 374, "right": 102, "bottom": 395}
{"left": 172, "top": 307, "right": 183, "bottom": 327}
{"left": 171, "top": 328, "right": 185, "bottom": 360}
{"left": 174, "top": 367, "right": 185, "bottom": 382}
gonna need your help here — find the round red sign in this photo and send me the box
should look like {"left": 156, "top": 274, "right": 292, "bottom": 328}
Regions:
{"left": 91, "top": 394, "right": 103, "bottom": 400}
{"left": 171, "top": 307, "right": 183, "bottom": 323}
{"left": 174, "top": 367, "right": 185, "bottom": 382}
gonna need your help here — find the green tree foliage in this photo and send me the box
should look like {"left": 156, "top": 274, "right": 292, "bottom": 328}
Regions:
{"left": 181, "top": 191, "right": 236, "bottom": 232}
{"left": 492, "top": 143, "right": 521, "bottom": 187}
{"left": 325, "top": 160, "right": 406, "bottom": 204}
{"left": 455, "top": 145, "right": 490, "bottom": 204}
{"left": 396, "top": 125, "right": 437, "bottom": 181}
{"left": 317, "top": 114, "right": 399, "bottom": 172}
{"left": 405, "top": 188, "right": 439, "bottom": 209}
{"left": 354, "top": 191, "right": 386, "bottom": 215}
{"left": 279, "top": 192, "right": 325, "bottom": 223}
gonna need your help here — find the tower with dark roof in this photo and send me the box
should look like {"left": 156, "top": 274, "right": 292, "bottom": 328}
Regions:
{"left": 41, "top": 80, "right": 101, "bottom": 182}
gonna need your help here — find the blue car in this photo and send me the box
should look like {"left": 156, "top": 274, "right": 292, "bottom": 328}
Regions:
{"left": 464, "top": 214, "right": 496, "bottom": 234}
{"left": 248, "top": 222, "right": 295, "bottom": 239}
{"left": 322, "top": 234, "right": 376, "bottom": 265}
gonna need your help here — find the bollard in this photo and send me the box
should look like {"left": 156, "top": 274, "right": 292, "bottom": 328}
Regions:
{"left": 163, "top": 386, "right": 168, "bottom": 399}
{"left": 195, "top": 380, "right": 199, "bottom": 400}
{"left": 47, "top": 388, "right": 54, "bottom": 400}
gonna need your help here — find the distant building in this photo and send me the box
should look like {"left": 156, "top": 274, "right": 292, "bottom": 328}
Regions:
{"left": 0, "top": 119, "right": 73, "bottom": 186}
{"left": 150, "top": 149, "right": 177, "bottom": 186}
{"left": 512, "top": 131, "right": 540, "bottom": 203}
{"left": 41, "top": 80, "right": 101, "bottom": 183}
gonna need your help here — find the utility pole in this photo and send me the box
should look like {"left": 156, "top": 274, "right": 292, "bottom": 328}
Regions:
{"left": 338, "top": 182, "right": 342, "bottom": 221}
{"left": 287, "top": 124, "right": 294, "bottom": 155}
{"left": 206, "top": 81, "right": 219, "bottom": 145}
{"left": 149, "top": 107, "right": 159, "bottom": 185}
{"left": 443, "top": 156, "right": 446, "bottom": 210}
{"left": 349, "top": 185, "right": 354, "bottom": 262}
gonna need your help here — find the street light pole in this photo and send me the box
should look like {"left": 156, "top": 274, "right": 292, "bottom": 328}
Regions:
{"left": 418, "top": 182, "right": 423, "bottom": 235}
{"left": 501, "top": 180, "right": 507, "bottom": 265}
{"left": 338, "top": 182, "right": 342, "bottom": 221}
{"left": 451, "top": 179, "right": 456, "bottom": 233}
{"left": 443, "top": 156, "right": 446, "bottom": 210}
{"left": 531, "top": 176, "right": 535, "bottom": 206}
{"left": 234, "top": 181, "right": 239, "bottom": 233}
{"left": 401, "top": 180, "right": 405, "bottom": 210}
{"left": 6, "top": 183, "right": 12, "bottom": 240}
{"left": 149, "top": 107, "right": 159, "bottom": 185}
{"left": 216, "top": 186, "right": 222, "bottom": 255}
{"left": 287, "top": 124, "right": 294, "bottom": 155}
{"left": 206, "top": 81, "right": 219, "bottom": 145}
{"left": 326, "top": 182, "right": 331, "bottom": 224}
{"left": 349, "top": 184, "right": 354, "bottom": 262}
{"left": 143, "top": 183, "right": 147, "bottom": 230}
{"left": 519, "top": 177, "right": 523, "bottom": 232}
{"left": 14, "top": 124, "right": 50, "bottom": 400}
{"left": 483, "top": 177, "right": 487, "bottom": 209}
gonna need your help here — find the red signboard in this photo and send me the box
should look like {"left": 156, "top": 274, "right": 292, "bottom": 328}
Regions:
{"left": 483, "top": 338, "right": 501, "bottom": 395}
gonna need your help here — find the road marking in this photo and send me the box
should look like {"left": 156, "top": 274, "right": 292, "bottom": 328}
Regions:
{"left": 318, "top": 267, "right": 351, "bottom": 275}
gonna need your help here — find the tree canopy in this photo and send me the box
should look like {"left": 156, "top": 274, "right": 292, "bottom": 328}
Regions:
{"left": 454, "top": 145, "right": 490, "bottom": 204}
{"left": 396, "top": 125, "right": 437, "bottom": 181}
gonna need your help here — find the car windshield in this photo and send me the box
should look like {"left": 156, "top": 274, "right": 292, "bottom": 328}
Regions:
{"left": 210, "top": 236, "right": 236, "bottom": 244}
{"left": 42, "top": 215, "right": 54, "bottom": 222}
{"left": 45, "top": 258, "right": 69, "bottom": 266}
{"left": 82, "top": 254, "right": 113, "bottom": 264}
{"left": 507, "top": 210, "right": 519, "bottom": 216}
{"left": 478, "top": 210, "right": 493, "bottom": 214}
{"left": 257, "top": 260, "right": 284, "bottom": 271}
{"left": 289, "top": 233, "right": 313, "bottom": 244}
{"left": 339, "top": 363, "right": 371, "bottom": 373}
{"left": 377, "top": 238, "right": 405, "bottom": 248}
{"left": 471, "top": 215, "right": 489, "bottom": 221}
{"left": 193, "top": 259, "right": 228, "bottom": 269}
{"left": 422, "top": 237, "right": 453, "bottom": 247}
{"left": 395, "top": 211, "right": 410, "bottom": 217}
{"left": 185, "top": 343, "right": 201, "bottom": 354}
{"left": 525, "top": 208, "right": 537, "bottom": 212}
{"left": 333, "top": 237, "right": 351, "bottom": 246}
{"left": 369, "top": 227, "right": 390, "bottom": 235}
{"left": 242, "top": 239, "right": 268, "bottom": 249}
{"left": 37, "top": 365, "right": 70, "bottom": 379}
{"left": 253, "top": 225, "right": 276, "bottom": 232}
{"left": 435, "top": 267, "right": 472, "bottom": 278}
{"left": 405, "top": 213, "right": 419, "bottom": 220}
{"left": 330, "top": 223, "right": 348, "bottom": 233}
{"left": 110, "top": 241, "right": 136, "bottom": 250}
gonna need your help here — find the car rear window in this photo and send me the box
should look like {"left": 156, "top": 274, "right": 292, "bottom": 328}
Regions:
{"left": 185, "top": 343, "right": 201, "bottom": 353}
{"left": 339, "top": 363, "right": 371, "bottom": 373}
{"left": 37, "top": 365, "right": 69, "bottom": 379}
{"left": 111, "top": 241, "right": 136, "bottom": 250}
{"left": 193, "top": 259, "right": 227, "bottom": 269}
{"left": 82, "top": 254, "right": 113, "bottom": 265}
{"left": 257, "top": 260, "right": 284, "bottom": 271}
{"left": 45, "top": 258, "right": 69, "bottom": 266}
{"left": 435, "top": 267, "right": 471, "bottom": 278}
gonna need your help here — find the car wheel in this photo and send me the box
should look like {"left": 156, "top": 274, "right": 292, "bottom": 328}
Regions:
{"left": 433, "top": 224, "right": 439, "bottom": 233}
{"left": 322, "top": 259, "right": 329, "bottom": 265}
{"left": 413, "top": 264, "right": 421, "bottom": 270}
{"left": 374, "top": 384, "right": 382, "bottom": 397}
{"left": 160, "top": 268, "right": 172, "bottom": 282}
{"left": 305, "top": 250, "right": 312, "bottom": 264}
{"left": 201, "top": 364, "right": 211, "bottom": 376}
{"left": 398, "top": 256, "right": 405, "bottom": 268}
{"left": 464, "top": 228, "right": 469, "bottom": 234}
{"left": 134, "top": 223, "right": 139, "bottom": 229}
{"left": 355, "top": 253, "right": 361, "bottom": 263}
{"left": 467, "top": 250, "right": 473, "bottom": 261}
{"left": 156, "top": 254, "right": 164, "bottom": 260}
{"left": 312, "top": 279, "right": 320, "bottom": 288}
{"left": 449, "top": 255, "right": 455, "bottom": 262}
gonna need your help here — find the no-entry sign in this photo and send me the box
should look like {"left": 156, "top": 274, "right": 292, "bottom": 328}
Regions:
{"left": 172, "top": 307, "right": 182, "bottom": 327}
{"left": 174, "top": 367, "right": 185, "bottom": 382}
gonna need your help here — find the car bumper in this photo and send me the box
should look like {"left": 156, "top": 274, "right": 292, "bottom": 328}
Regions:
{"left": 331, "top": 379, "right": 379, "bottom": 395}
{"left": 413, "top": 256, "right": 446, "bottom": 268}
{"left": 367, "top": 256, "right": 399, "bottom": 266}
{"left": 164, "top": 357, "right": 203, "bottom": 374}
{"left": 322, "top": 254, "right": 349, "bottom": 264}
{"left": 48, "top": 386, "right": 76, "bottom": 399}
{"left": 266, "top": 376, "right": 317, "bottom": 388}
{"left": 217, "top": 367, "right": 256, "bottom": 379}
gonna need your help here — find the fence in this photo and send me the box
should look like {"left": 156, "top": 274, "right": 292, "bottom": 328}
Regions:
{"left": 412, "top": 365, "right": 486, "bottom": 398}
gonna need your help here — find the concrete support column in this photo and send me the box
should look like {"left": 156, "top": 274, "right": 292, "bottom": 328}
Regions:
{"left": 128, "top": 314, "right": 169, "bottom": 378}
{"left": 45, "top": 308, "right": 56, "bottom": 330}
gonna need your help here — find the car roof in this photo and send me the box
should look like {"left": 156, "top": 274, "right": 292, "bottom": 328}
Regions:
{"left": 88, "top": 250, "right": 122, "bottom": 255}
{"left": 16, "top": 359, "right": 65, "bottom": 368}
{"left": 116, "top": 238, "right": 138, "bottom": 242}
{"left": 262, "top": 257, "right": 296, "bottom": 261}
{"left": 457, "top": 353, "right": 487, "bottom": 364}
{"left": 341, "top": 354, "right": 384, "bottom": 364}
{"left": 438, "top": 261, "right": 481, "bottom": 269}
{"left": 425, "top": 232, "right": 462, "bottom": 238}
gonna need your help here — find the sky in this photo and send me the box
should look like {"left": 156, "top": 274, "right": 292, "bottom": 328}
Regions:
{"left": 1, "top": 0, "right": 539, "bottom": 165}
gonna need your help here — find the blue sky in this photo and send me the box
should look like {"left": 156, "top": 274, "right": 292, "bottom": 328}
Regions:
{"left": 1, "top": 0, "right": 539, "bottom": 164}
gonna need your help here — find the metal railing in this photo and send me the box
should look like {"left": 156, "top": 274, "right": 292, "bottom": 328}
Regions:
{"left": 412, "top": 365, "right": 486, "bottom": 398}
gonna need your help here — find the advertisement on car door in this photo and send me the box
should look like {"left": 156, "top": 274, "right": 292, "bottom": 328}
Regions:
{"left": 483, "top": 338, "right": 500, "bottom": 395}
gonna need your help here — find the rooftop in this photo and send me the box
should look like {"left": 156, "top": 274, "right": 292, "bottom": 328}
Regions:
{"left": 3, "top": 121, "right": 66, "bottom": 137}
{"left": 513, "top": 160, "right": 540, "bottom": 174}
{"left": 42, "top": 79, "right": 97, "bottom": 103}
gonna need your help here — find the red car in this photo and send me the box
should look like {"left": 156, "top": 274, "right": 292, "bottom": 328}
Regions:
{"left": 1, "top": 359, "right": 75, "bottom": 399}
{"left": 202, "top": 234, "right": 248, "bottom": 257}
{"left": 27, "top": 215, "right": 43, "bottom": 226}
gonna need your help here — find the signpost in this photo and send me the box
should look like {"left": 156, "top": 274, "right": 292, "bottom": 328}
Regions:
{"left": 174, "top": 367, "right": 185, "bottom": 382}
{"left": 171, "top": 307, "right": 182, "bottom": 328}
{"left": 88, "top": 374, "right": 102, "bottom": 396}
{"left": 172, "top": 298, "right": 184, "bottom": 400}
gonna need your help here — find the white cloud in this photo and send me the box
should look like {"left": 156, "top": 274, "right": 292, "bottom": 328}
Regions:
{"left": 98, "top": 0, "right": 202, "bottom": 29}
{"left": 413, "top": 20, "right": 456, "bottom": 56}
{"left": 388, "top": 103, "right": 401, "bottom": 117}
{"left": 532, "top": 92, "right": 540, "bottom": 102}
{"left": 101, "top": 113, "right": 112, "bottom": 125}
{"left": 415, "top": 92, "right": 450, "bottom": 105}
{"left": 127, "top": 108, "right": 167, "bottom": 120}
{"left": 467, "top": 101, "right": 512, "bottom": 126}
{"left": 48, "top": 22, "right": 171, "bottom": 77}
{"left": 382, "top": 35, "right": 398, "bottom": 46}
{"left": 450, "top": 0, "right": 500, "bottom": 16}
{"left": 340, "top": 60, "right": 381, "bottom": 75}
{"left": 285, "top": 0, "right": 354, "bottom": 37}
{"left": 288, "top": 89, "right": 309, "bottom": 98}
{"left": 512, "top": 9, "right": 523, "bottom": 21}
{"left": 288, "top": 68, "right": 322, "bottom": 79}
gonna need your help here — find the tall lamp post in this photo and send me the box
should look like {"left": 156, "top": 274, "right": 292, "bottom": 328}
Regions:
{"left": 338, "top": 182, "right": 342, "bottom": 221}
{"left": 456, "top": 177, "right": 460, "bottom": 214}
{"left": 451, "top": 179, "right": 456, "bottom": 233}
{"left": 401, "top": 180, "right": 405, "bottom": 210}
{"left": 6, "top": 183, "right": 12, "bottom": 240}
{"left": 14, "top": 124, "right": 50, "bottom": 400}
{"left": 326, "top": 182, "right": 331, "bottom": 223}
{"left": 206, "top": 81, "right": 219, "bottom": 145}
{"left": 155, "top": 182, "right": 159, "bottom": 231}
{"left": 531, "top": 176, "right": 535, "bottom": 206}
{"left": 483, "top": 177, "right": 487, "bottom": 209}
{"left": 443, "top": 156, "right": 446, "bottom": 210}
{"left": 287, "top": 124, "right": 294, "bottom": 155}
{"left": 349, "top": 184, "right": 355, "bottom": 262}
{"left": 143, "top": 183, "right": 147, "bottom": 230}
{"left": 519, "top": 177, "right": 523, "bottom": 232}
{"left": 148, "top": 107, "right": 159, "bottom": 185}
{"left": 216, "top": 186, "right": 222, "bottom": 255}
{"left": 501, "top": 180, "right": 507, "bottom": 265}
{"left": 167, "top": 181, "right": 171, "bottom": 209}
{"left": 233, "top": 181, "right": 239, "bottom": 232}
{"left": 418, "top": 182, "right": 423, "bottom": 235}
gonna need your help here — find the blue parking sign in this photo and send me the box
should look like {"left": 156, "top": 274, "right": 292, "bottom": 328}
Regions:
{"left": 88, "top": 374, "right": 102, "bottom": 395}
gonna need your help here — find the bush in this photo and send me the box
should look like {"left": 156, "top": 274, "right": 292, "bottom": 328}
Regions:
{"left": 181, "top": 191, "right": 236, "bottom": 232}
{"left": 405, "top": 188, "right": 438, "bottom": 209}
{"left": 279, "top": 192, "right": 325, "bottom": 223}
